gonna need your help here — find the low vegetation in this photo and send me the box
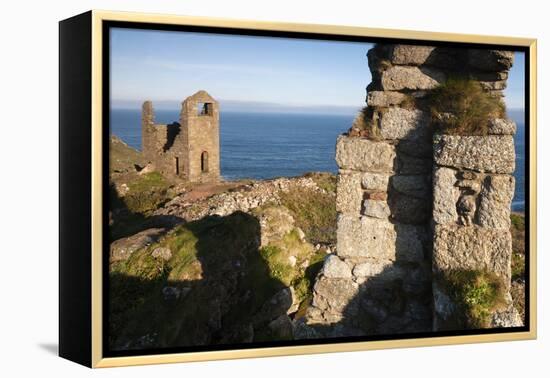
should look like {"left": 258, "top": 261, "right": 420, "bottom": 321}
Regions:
{"left": 279, "top": 174, "right": 337, "bottom": 245}
{"left": 122, "top": 172, "right": 172, "bottom": 214}
{"left": 348, "top": 107, "right": 382, "bottom": 140}
{"left": 110, "top": 200, "right": 329, "bottom": 349}
{"left": 510, "top": 212, "right": 526, "bottom": 321}
{"left": 440, "top": 269, "right": 506, "bottom": 329}
{"left": 426, "top": 77, "right": 506, "bottom": 135}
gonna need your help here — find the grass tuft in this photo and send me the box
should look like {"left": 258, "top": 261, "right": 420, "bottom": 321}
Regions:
{"left": 121, "top": 171, "right": 171, "bottom": 214}
{"left": 440, "top": 269, "right": 507, "bottom": 329}
{"left": 279, "top": 184, "right": 336, "bottom": 245}
{"left": 426, "top": 77, "right": 506, "bottom": 135}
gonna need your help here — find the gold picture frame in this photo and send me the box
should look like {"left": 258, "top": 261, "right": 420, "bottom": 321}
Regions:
{"left": 59, "top": 9, "right": 537, "bottom": 368}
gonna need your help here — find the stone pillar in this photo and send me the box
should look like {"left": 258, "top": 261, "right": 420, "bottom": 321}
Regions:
{"left": 303, "top": 44, "right": 437, "bottom": 337}
{"left": 432, "top": 123, "right": 521, "bottom": 329}
{"left": 141, "top": 100, "right": 155, "bottom": 162}
{"left": 429, "top": 49, "right": 522, "bottom": 330}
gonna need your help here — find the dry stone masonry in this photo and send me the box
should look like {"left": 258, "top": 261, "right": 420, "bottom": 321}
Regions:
{"left": 302, "top": 44, "right": 521, "bottom": 337}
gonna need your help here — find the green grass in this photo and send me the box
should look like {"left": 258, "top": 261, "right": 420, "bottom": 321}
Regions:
{"left": 349, "top": 107, "right": 382, "bottom": 140}
{"left": 440, "top": 269, "right": 506, "bottom": 329}
{"left": 304, "top": 172, "right": 337, "bottom": 193}
{"left": 109, "top": 205, "right": 327, "bottom": 348}
{"left": 279, "top": 184, "right": 337, "bottom": 245}
{"left": 511, "top": 213, "right": 525, "bottom": 232}
{"left": 122, "top": 172, "right": 171, "bottom": 214}
{"left": 426, "top": 77, "right": 506, "bottom": 135}
{"left": 510, "top": 213, "right": 525, "bottom": 281}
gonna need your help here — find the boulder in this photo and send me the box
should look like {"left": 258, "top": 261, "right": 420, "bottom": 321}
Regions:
{"left": 313, "top": 276, "right": 359, "bottom": 313}
{"left": 267, "top": 314, "right": 294, "bottom": 340}
{"left": 253, "top": 287, "right": 294, "bottom": 327}
{"left": 110, "top": 228, "right": 165, "bottom": 263}
{"left": 151, "top": 247, "right": 172, "bottom": 261}
{"left": 491, "top": 304, "right": 523, "bottom": 328}
{"left": 323, "top": 255, "right": 352, "bottom": 279}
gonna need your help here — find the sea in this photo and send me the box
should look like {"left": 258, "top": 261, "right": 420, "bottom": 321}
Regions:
{"left": 110, "top": 108, "right": 526, "bottom": 212}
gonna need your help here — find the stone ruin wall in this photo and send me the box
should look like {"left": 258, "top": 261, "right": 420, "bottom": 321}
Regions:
{"left": 142, "top": 101, "right": 188, "bottom": 179}
{"left": 141, "top": 91, "right": 220, "bottom": 183}
{"left": 304, "top": 44, "right": 521, "bottom": 337}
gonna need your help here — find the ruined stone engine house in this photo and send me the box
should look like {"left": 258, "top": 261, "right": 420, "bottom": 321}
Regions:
{"left": 141, "top": 90, "right": 220, "bottom": 182}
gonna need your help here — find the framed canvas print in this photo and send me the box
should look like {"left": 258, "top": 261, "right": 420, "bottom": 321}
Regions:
{"left": 59, "top": 10, "right": 537, "bottom": 368}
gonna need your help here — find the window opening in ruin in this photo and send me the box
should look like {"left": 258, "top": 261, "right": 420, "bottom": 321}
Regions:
{"left": 175, "top": 157, "right": 180, "bottom": 175}
{"left": 201, "top": 151, "right": 209, "bottom": 173}
{"left": 197, "top": 102, "right": 213, "bottom": 116}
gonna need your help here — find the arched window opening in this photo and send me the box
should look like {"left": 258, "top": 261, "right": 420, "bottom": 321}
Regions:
{"left": 201, "top": 151, "right": 209, "bottom": 173}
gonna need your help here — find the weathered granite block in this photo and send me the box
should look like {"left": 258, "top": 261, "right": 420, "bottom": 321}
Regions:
{"left": 363, "top": 199, "right": 391, "bottom": 219}
{"left": 477, "top": 175, "right": 515, "bottom": 229}
{"left": 313, "top": 277, "right": 359, "bottom": 313}
{"left": 433, "top": 167, "right": 460, "bottom": 225}
{"left": 379, "top": 107, "right": 430, "bottom": 140}
{"left": 488, "top": 118, "right": 517, "bottom": 135}
{"left": 336, "top": 171, "right": 363, "bottom": 214}
{"left": 337, "top": 214, "right": 396, "bottom": 260}
{"left": 388, "top": 45, "right": 436, "bottom": 65}
{"left": 323, "top": 255, "right": 353, "bottom": 279}
{"left": 336, "top": 135, "right": 396, "bottom": 172}
{"left": 367, "top": 91, "right": 407, "bottom": 107}
{"left": 380, "top": 66, "right": 445, "bottom": 91}
{"left": 361, "top": 172, "right": 390, "bottom": 191}
{"left": 336, "top": 214, "right": 425, "bottom": 262}
{"left": 433, "top": 224, "right": 512, "bottom": 286}
{"left": 433, "top": 134, "right": 515, "bottom": 174}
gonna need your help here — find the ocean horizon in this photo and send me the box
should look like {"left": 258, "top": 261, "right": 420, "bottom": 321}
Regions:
{"left": 110, "top": 108, "right": 526, "bottom": 212}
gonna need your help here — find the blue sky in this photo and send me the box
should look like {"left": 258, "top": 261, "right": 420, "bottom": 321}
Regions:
{"left": 110, "top": 28, "right": 525, "bottom": 113}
